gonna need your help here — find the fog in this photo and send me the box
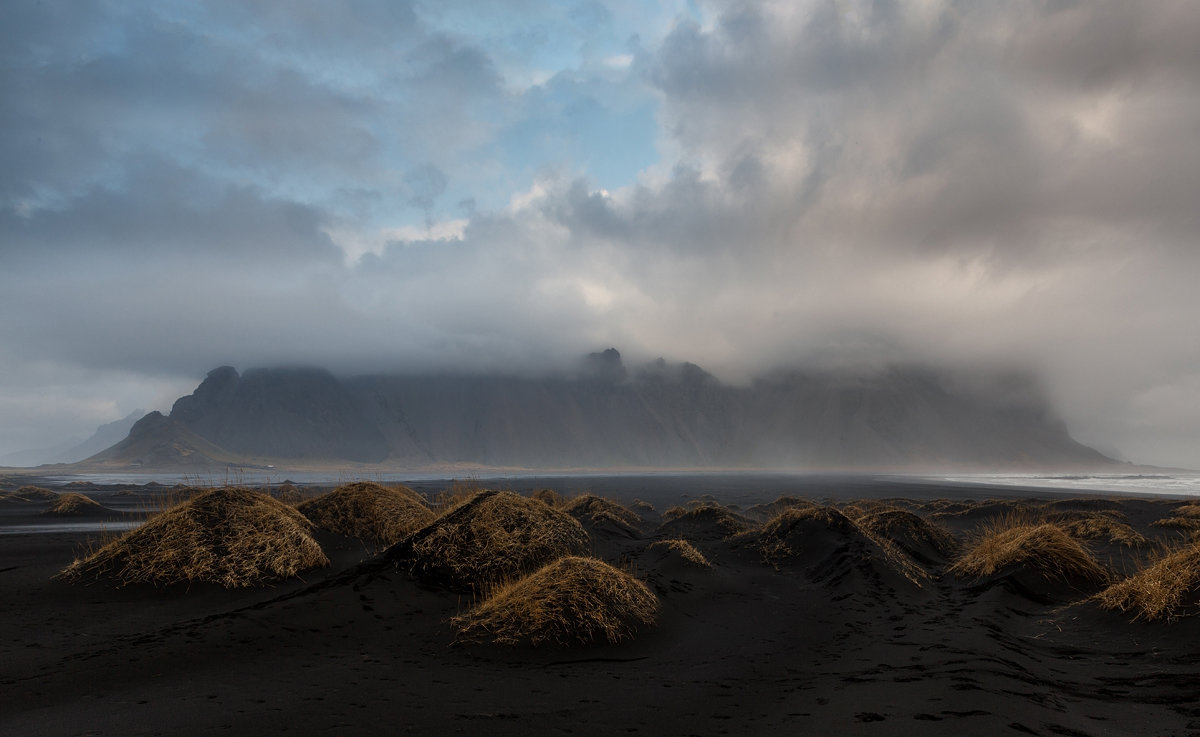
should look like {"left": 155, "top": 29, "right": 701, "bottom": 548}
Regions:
{"left": 3, "top": 1, "right": 1199, "bottom": 468}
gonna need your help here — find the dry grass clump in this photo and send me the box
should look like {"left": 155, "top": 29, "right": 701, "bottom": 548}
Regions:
{"left": 854, "top": 509, "right": 960, "bottom": 564}
{"left": 648, "top": 539, "right": 711, "bottom": 568}
{"left": 271, "top": 483, "right": 305, "bottom": 505}
{"left": 42, "top": 492, "right": 102, "bottom": 516}
{"left": 1055, "top": 512, "right": 1146, "bottom": 547}
{"left": 58, "top": 487, "right": 329, "bottom": 588}
{"left": 744, "top": 496, "right": 818, "bottom": 521}
{"left": 297, "top": 481, "right": 433, "bottom": 546}
{"left": 398, "top": 490, "right": 590, "bottom": 590}
{"left": 530, "top": 488, "right": 565, "bottom": 507}
{"left": 659, "top": 504, "right": 752, "bottom": 539}
{"left": 433, "top": 479, "right": 486, "bottom": 512}
{"left": 949, "top": 516, "right": 1109, "bottom": 588}
{"left": 1152, "top": 503, "right": 1200, "bottom": 533}
{"left": 748, "top": 508, "right": 854, "bottom": 559}
{"left": 630, "top": 499, "right": 656, "bottom": 516}
{"left": 1093, "top": 543, "right": 1200, "bottom": 621}
{"left": 927, "top": 499, "right": 1034, "bottom": 521}
{"left": 742, "top": 506, "right": 929, "bottom": 584}
{"left": 841, "top": 500, "right": 906, "bottom": 521}
{"left": 3, "top": 485, "right": 60, "bottom": 502}
{"left": 452, "top": 556, "right": 658, "bottom": 646}
{"left": 561, "top": 495, "right": 643, "bottom": 537}
{"left": 748, "top": 506, "right": 857, "bottom": 561}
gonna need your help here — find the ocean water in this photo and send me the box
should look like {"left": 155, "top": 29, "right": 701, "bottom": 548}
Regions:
{"left": 939, "top": 472, "right": 1200, "bottom": 497}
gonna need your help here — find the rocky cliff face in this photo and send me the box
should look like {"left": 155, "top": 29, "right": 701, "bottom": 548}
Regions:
{"left": 169, "top": 366, "right": 389, "bottom": 462}
{"left": 96, "top": 351, "right": 1113, "bottom": 469}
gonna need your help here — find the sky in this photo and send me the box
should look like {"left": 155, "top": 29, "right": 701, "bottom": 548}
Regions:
{"left": 2, "top": 0, "right": 1199, "bottom": 468}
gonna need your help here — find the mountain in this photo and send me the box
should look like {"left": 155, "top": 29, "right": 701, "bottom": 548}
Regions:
{"left": 85, "top": 411, "right": 248, "bottom": 469}
{"left": 0, "top": 410, "right": 145, "bottom": 467}
{"left": 85, "top": 351, "right": 1115, "bottom": 470}
{"left": 59, "top": 410, "right": 147, "bottom": 462}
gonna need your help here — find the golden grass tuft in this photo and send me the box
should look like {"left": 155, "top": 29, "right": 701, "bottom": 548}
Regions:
{"left": 451, "top": 556, "right": 658, "bottom": 646}
{"left": 630, "top": 499, "right": 656, "bottom": 516}
{"left": 1093, "top": 543, "right": 1200, "bottom": 621}
{"left": 560, "top": 495, "right": 643, "bottom": 536}
{"left": 433, "top": 479, "right": 486, "bottom": 512}
{"left": 949, "top": 516, "right": 1109, "bottom": 587}
{"left": 271, "top": 483, "right": 305, "bottom": 505}
{"left": 297, "top": 481, "right": 433, "bottom": 546}
{"left": 42, "top": 492, "right": 102, "bottom": 516}
{"left": 1152, "top": 514, "right": 1200, "bottom": 533}
{"left": 841, "top": 500, "right": 905, "bottom": 521}
{"left": 749, "top": 506, "right": 857, "bottom": 562}
{"left": 1055, "top": 512, "right": 1146, "bottom": 547}
{"left": 854, "top": 509, "right": 960, "bottom": 562}
{"left": 402, "top": 490, "right": 590, "bottom": 590}
{"left": 659, "top": 504, "right": 751, "bottom": 538}
{"left": 58, "top": 487, "right": 329, "bottom": 588}
{"left": 530, "top": 488, "right": 565, "bottom": 507}
{"left": 647, "top": 539, "right": 711, "bottom": 568}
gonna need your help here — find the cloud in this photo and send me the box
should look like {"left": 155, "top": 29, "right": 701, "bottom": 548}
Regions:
{"left": 2, "top": 0, "right": 1199, "bottom": 467}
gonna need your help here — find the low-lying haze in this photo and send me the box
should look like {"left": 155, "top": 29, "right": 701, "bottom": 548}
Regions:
{"left": 3, "top": 1, "right": 1199, "bottom": 468}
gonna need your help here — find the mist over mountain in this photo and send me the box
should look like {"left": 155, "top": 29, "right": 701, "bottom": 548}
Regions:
{"left": 86, "top": 351, "right": 1112, "bottom": 470}
{"left": 0, "top": 410, "right": 145, "bottom": 467}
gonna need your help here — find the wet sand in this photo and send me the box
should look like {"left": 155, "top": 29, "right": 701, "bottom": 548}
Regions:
{"left": 2, "top": 475, "right": 1199, "bottom": 736}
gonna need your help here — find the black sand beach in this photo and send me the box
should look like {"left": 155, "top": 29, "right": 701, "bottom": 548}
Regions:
{"left": 3, "top": 474, "right": 1200, "bottom": 736}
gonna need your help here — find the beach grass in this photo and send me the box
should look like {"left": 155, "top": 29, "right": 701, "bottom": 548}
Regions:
{"left": 452, "top": 555, "right": 658, "bottom": 646}
{"left": 58, "top": 486, "right": 328, "bottom": 588}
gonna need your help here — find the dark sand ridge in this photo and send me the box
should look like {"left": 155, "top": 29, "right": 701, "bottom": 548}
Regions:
{"left": 3, "top": 477, "right": 1200, "bottom": 735}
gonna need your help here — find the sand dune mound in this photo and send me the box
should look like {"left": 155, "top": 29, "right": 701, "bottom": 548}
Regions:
{"left": 561, "top": 495, "right": 643, "bottom": 539}
{"left": 59, "top": 487, "right": 329, "bottom": 588}
{"left": 42, "top": 492, "right": 105, "bottom": 517}
{"left": 297, "top": 481, "right": 433, "bottom": 546}
{"left": 741, "top": 506, "right": 929, "bottom": 587}
{"left": 530, "top": 488, "right": 565, "bottom": 507}
{"left": 630, "top": 499, "right": 657, "bottom": 518}
{"left": 388, "top": 490, "right": 590, "bottom": 591}
{"left": 658, "top": 504, "right": 752, "bottom": 540}
{"left": 950, "top": 520, "right": 1110, "bottom": 600}
{"left": 1042, "top": 498, "right": 1128, "bottom": 514}
{"left": 3, "top": 485, "right": 60, "bottom": 503}
{"left": 853, "top": 509, "right": 960, "bottom": 566}
{"left": 271, "top": 483, "right": 305, "bottom": 504}
{"left": 927, "top": 499, "right": 1035, "bottom": 522}
{"left": 744, "top": 506, "right": 862, "bottom": 564}
{"left": 1055, "top": 511, "right": 1146, "bottom": 547}
{"left": 1094, "top": 543, "right": 1200, "bottom": 621}
{"left": 745, "top": 496, "right": 818, "bottom": 522}
{"left": 1152, "top": 503, "right": 1200, "bottom": 533}
{"left": 452, "top": 556, "right": 658, "bottom": 646}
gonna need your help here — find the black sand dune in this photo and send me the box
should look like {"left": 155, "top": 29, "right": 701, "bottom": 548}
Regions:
{"left": 3, "top": 476, "right": 1200, "bottom": 736}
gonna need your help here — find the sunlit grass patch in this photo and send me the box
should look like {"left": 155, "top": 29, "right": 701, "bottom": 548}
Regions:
{"left": 297, "top": 481, "right": 433, "bottom": 546}
{"left": 949, "top": 515, "right": 1109, "bottom": 589}
{"left": 1093, "top": 542, "right": 1200, "bottom": 621}
{"left": 58, "top": 486, "right": 328, "bottom": 588}
{"left": 399, "top": 490, "right": 590, "bottom": 591}
{"left": 452, "top": 556, "right": 658, "bottom": 646}
{"left": 42, "top": 492, "right": 103, "bottom": 516}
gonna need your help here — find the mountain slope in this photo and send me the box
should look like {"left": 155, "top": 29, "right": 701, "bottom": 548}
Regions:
{"left": 91, "top": 352, "right": 1114, "bottom": 470}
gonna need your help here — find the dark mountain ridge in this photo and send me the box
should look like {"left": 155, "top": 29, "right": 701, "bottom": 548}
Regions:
{"left": 86, "top": 351, "right": 1114, "bottom": 469}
